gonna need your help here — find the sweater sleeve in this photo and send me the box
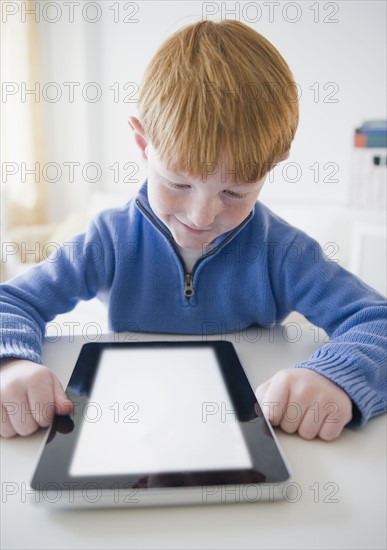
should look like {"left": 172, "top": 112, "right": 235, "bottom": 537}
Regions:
{"left": 277, "top": 230, "right": 387, "bottom": 427}
{"left": 0, "top": 216, "right": 114, "bottom": 364}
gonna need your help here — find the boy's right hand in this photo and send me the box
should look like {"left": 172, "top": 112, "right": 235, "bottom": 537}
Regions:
{"left": 0, "top": 359, "right": 73, "bottom": 438}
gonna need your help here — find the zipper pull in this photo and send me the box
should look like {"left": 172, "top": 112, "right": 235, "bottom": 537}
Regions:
{"left": 184, "top": 273, "right": 194, "bottom": 297}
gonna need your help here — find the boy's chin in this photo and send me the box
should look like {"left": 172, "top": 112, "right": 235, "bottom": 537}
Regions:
{"left": 171, "top": 230, "right": 213, "bottom": 251}
{"left": 173, "top": 236, "right": 206, "bottom": 251}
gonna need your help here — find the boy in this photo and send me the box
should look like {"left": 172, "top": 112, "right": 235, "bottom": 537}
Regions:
{"left": 1, "top": 20, "right": 386, "bottom": 440}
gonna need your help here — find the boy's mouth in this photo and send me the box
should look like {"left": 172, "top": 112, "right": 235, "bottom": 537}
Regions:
{"left": 178, "top": 220, "right": 211, "bottom": 234}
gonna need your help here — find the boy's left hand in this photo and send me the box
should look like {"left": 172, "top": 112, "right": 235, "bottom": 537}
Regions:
{"left": 255, "top": 368, "right": 353, "bottom": 441}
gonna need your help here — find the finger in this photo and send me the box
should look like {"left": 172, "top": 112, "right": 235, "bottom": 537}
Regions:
{"left": 1, "top": 404, "right": 17, "bottom": 438}
{"left": 260, "top": 375, "right": 290, "bottom": 426}
{"left": 7, "top": 393, "right": 40, "bottom": 437}
{"left": 318, "top": 412, "right": 349, "bottom": 441}
{"left": 318, "top": 422, "right": 343, "bottom": 441}
{"left": 255, "top": 380, "right": 270, "bottom": 404}
{"left": 317, "top": 394, "right": 353, "bottom": 441}
{"left": 279, "top": 399, "right": 305, "bottom": 434}
{"left": 297, "top": 403, "right": 326, "bottom": 440}
{"left": 52, "top": 376, "right": 73, "bottom": 416}
{"left": 279, "top": 380, "right": 313, "bottom": 434}
{"left": 26, "top": 377, "right": 56, "bottom": 428}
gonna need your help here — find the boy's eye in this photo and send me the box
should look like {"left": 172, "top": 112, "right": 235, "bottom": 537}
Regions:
{"left": 169, "top": 183, "right": 190, "bottom": 190}
{"left": 223, "top": 190, "right": 247, "bottom": 199}
{"left": 167, "top": 180, "right": 246, "bottom": 199}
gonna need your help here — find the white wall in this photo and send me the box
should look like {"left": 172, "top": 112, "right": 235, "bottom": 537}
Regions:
{"left": 10, "top": 0, "right": 386, "bottom": 290}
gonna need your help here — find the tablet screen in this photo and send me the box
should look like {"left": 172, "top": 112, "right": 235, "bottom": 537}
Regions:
{"left": 31, "top": 341, "right": 290, "bottom": 492}
{"left": 70, "top": 347, "right": 252, "bottom": 476}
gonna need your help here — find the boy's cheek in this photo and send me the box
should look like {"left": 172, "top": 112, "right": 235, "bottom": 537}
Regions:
{"left": 148, "top": 184, "right": 172, "bottom": 214}
{"left": 152, "top": 193, "right": 179, "bottom": 216}
{"left": 159, "top": 188, "right": 188, "bottom": 217}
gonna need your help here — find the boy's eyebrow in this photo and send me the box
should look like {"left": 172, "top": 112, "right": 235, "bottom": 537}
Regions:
{"left": 157, "top": 160, "right": 264, "bottom": 188}
{"left": 159, "top": 168, "right": 193, "bottom": 181}
{"left": 157, "top": 162, "right": 186, "bottom": 180}
{"left": 228, "top": 181, "right": 264, "bottom": 192}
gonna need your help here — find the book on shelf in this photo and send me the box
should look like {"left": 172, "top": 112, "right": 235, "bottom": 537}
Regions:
{"left": 350, "top": 120, "right": 386, "bottom": 210}
{"left": 354, "top": 120, "right": 387, "bottom": 148}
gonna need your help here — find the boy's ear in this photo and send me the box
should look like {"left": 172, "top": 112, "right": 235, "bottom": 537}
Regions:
{"left": 128, "top": 116, "right": 149, "bottom": 160}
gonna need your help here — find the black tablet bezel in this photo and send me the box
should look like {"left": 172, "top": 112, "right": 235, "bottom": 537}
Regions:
{"left": 31, "top": 341, "right": 290, "bottom": 491}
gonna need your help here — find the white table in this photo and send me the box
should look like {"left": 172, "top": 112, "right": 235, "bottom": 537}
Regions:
{"left": 1, "top": 327, "right": 386, "bottom": 550}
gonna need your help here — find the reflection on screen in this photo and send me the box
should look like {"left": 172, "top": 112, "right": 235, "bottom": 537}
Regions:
{"left": 69, "top": 347, "right": 252, "bottom": 476}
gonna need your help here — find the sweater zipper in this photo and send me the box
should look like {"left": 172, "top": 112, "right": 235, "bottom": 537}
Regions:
{"left": 135, "top": 199, "right": 253, "bottom": 298}
{"left": 184, "top": 273, "right": 194, "bottom": 297}
{"left": 136, "top": 200, "right": 194, "bottom": 297}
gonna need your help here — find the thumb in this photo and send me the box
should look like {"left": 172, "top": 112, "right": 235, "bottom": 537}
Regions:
{"left": 255, "top": 380, "right": 270, "bottom": 405}
{"left": 52, "top": 375, "right": 74, "bottom": 415}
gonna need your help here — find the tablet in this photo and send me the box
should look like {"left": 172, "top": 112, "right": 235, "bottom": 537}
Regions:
{"left": 30, "top": 341, "right": 292, "bottom": 508}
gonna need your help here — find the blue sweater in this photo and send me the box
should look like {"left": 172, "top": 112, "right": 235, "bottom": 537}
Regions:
{"left": 1, "top": 182, "right": 386, "bottom": 426}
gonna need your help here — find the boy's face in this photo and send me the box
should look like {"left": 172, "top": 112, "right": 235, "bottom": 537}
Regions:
{"left": 146, "top": 144, "right": 266, "bottom": 250}
{"left": 129, "top": 117, "right": 267, "bottom": 250}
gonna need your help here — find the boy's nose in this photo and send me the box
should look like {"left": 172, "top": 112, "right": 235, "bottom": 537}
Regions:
{"left": 187, "top": 198, "right": 219, "bottom": 229}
